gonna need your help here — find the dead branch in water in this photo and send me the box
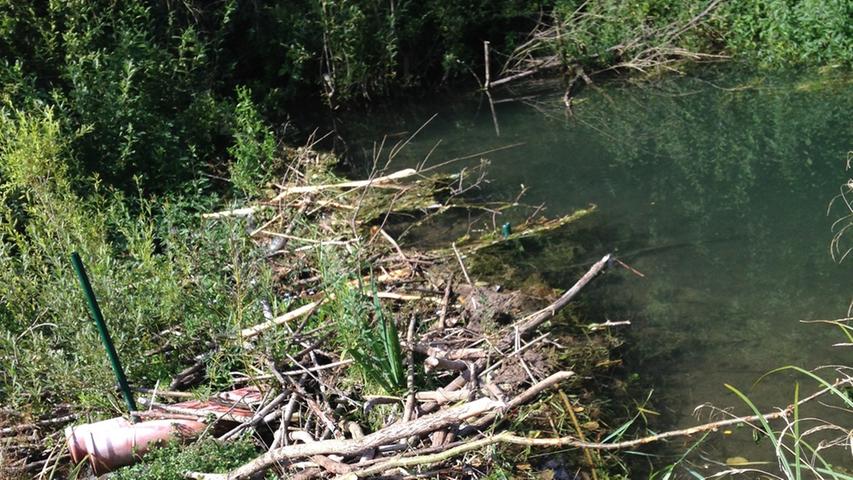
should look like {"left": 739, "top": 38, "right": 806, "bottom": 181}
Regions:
{"left": 333, "top": 378, "right": 852, "bottom": 479}
{"left": 513, "top": 253, "right": 611, "bottom": 336}
{"left": 491, "top": 0, "right": 726, "bottom": 90}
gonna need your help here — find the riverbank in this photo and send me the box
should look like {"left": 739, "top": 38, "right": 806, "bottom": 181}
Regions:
{"left": 2, "top": 2, "right": 851, "bottom": 478}
{"left": 1, "top": 142, "right": 630, "bottom": 478}
{"left": 1, "top": 1, "right": 850, "bottom": 195}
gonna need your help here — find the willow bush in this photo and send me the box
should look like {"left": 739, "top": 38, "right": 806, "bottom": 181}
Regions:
{"left": 0, "top": 105, "right": 273, "bottom": 415}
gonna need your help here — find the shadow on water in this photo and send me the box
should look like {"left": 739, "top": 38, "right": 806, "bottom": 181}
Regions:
{"left": 339, "top": 67, "right": 853, "bottom": 475}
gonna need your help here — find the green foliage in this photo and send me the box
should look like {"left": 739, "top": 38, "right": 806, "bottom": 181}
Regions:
{"left": 228, "top": 87, "right": 277, "bottom": 196}
{"left": 0, "top": 0, "right": 557, "bottom": 199}
{"left": 373, "top": 279, "right": 405, "bottom": 388}
{"left": 0, "top": 0, "right": 847, "bottom": 201}
{"left": 551, "top": 0, "right": 703, "bottom": 67}
{"left": 0, "top": 105, "right": 274, "bottom": 415}
{"left": 716, "top": 0, "right": 853, "bottom": 67}
{"left": 0, "top": 1, "right": 237, "bottom": 193}
{"left": 541, "top": 0, "right": 851, "bottom": 71}
{"left": 317, "top": 246, "right": 405, "bottom": 393}
{"left": 110, "top": 437, "right": 259, "bottom": 480}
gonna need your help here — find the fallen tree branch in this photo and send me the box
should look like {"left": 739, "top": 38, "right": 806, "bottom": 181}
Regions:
{"left": 241, "top": 300, "right": 325, "bottom": 339}
{"left": 336, "top": 378, "right": 851, "bottom": 479}
{"left": 273, "top": 168, "right": 419, "bottom": 198}
{"left": 436, "top": 275, "right": 454, "bottom": 330}
{"left": 402, "top": 314, "right": 418, "bottom": 424}
{"left": 201, "top": 206, "right": 264, "bottom": 219}
{"left": 470, "top": 371, "right": 574, "bottom": 429}
{"left": 218, "top": 391, "right": 289, "bottom": 441}
{"left": 186, "top": 397, "right": 503, "bottom": 480}
{"left": 513, "top": 254, "right": 611, "bottom": 337}
{"left": 202, "top": 169, "right": 419, "bottom": 219}
{"left": 0, "top": 414, "right": 78, "bottom": 435}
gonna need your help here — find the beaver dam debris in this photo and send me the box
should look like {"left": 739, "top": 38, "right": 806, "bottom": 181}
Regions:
{"left": 182, "top": 151, "right": 618, "bottom": 480}
{"left": 4, "top": 146, "right": 850, "bottom": 479}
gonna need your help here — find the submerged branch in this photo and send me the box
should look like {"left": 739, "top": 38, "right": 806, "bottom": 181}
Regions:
{"left": 334, "top": 378, "right": 852, "bottom": 479}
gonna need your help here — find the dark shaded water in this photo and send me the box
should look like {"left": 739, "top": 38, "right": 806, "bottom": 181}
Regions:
{"left": 341, "top": 69, "right": 852, "bottom": 473}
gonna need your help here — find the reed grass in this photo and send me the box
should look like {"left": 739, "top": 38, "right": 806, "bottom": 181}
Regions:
{"left": 316, "top": 246, "right": 405, "bottom": 394}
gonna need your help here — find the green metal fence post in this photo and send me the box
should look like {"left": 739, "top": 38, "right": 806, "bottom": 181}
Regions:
{"left": 70, "top": 252, "right": 138, "bottom": 415}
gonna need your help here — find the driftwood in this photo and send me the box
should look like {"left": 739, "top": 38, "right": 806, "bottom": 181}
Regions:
{"left": 202, "top": 169, "right": 419, "bottom": 219}
{"left": 333, "top": 378, "right": 852, "bottom": 479}
{"left": 0, "top": 414, "right": 78, "bottom": 435}
{"left": 272, "top": 169, "right": 418, "bottom": 198}
{"left": 512, "top": 253, "right": 611, "bottom": 337}
{"left": 186, "top": 398, "right": 502, "bottom": 480}
{"left": 240, "top": 300, "right": 325, "bottom": 339}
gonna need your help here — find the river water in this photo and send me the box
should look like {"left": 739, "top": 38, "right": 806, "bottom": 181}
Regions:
{"left": 340, "top": 69, "right": 852, "bottom": 473}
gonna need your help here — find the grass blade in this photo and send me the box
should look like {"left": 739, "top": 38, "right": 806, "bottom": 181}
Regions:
{"left": 371, "top": 276, "right": 404, "bottom": 389}
{"left": 755, "top": 366, "right": 853, "bottom": 409}
{"left": 725, "top": 383, "right": 793, "bottom": 479}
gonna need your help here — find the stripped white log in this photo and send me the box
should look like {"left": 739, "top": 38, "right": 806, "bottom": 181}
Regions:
{"left": 240, "top": 300, "right": 324, "bottom": 339}
{"left": 272, "top": 168, "right": 418, "bottom": 199}
{"left": 202, "top": 169, "right": 419, "bottom": 219}
{"left": 202, "top": 206, "right": 267, "bottom": 219}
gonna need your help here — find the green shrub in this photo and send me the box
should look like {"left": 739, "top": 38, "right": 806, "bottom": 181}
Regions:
{"left": 529, "top": 0, "right": 851, "bottom": 74}
{"left": 716, "top": 0, "right": 853, "bottom": 67}
{"left": 0, "top": 105, "right": 274, "bottom": 415}
{"left": 228, "top": 87, "right": 277, "bottom": 196}
{"left": 111, "top": 437, "right": 259, "bottom": 480}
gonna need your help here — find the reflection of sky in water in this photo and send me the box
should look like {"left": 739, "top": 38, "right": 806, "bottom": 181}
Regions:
{"left": 342, "top": 70, "right": 852, "bottom": 471}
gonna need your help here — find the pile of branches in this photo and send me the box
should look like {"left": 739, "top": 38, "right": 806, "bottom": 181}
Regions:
{"left": 181, "top": 145, "right": 616, "bottom": 479}
{"left": 488, "top": 0, "right": 727, "bottom": 94}
{"left": 178, "top": 145, "right": 853, "bottom": 480}
{"left": 180, "top": 146, "right": 853, "bottom": 480}
{"left": 5, "top": 142, "right": 850, "bottom": 479}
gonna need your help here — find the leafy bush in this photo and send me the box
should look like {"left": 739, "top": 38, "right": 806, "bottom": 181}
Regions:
{"left": 716, "top": 0, "right": 853, "bottom": 67}
{"left": 228, "top": 87, "right": 278, "bottom": 196}
{"left": 551, "top": 0, "right": 703, "bottom": 67}
{"left": 0, "top": 105, "right": 274, "bottom": 415}
{"left": 0, "top": 1, "right": 236, "bottom": 192}
{"left": 111, "top": 437, "right": 259, "bottom": 480}
{"left": 524, "top": 0, "right": 851, "bottom": 76}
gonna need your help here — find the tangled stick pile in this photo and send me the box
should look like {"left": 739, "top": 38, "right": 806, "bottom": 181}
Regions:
{"left": 152, "top": 148, "right": 853, "bottom": 480}
{"left": 177, "top": 147, "right": 617, "bottom": 479}
{"left": 181, "top": 147, "right": 852, "bottom": 480}
{"left": 6, "top": 145, "right": 849, "bottom": 479}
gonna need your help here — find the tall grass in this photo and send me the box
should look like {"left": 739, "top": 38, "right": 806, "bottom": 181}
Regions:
{"left": 724, "top": 377, "right": 852, "bottom": 480}
{"left": 316, "top": 245, "right": 405, "bottom": 394}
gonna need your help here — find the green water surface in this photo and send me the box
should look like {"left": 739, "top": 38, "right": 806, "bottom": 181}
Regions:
{"left": 342, "top": 69, "right": 852, "bottom": 473}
